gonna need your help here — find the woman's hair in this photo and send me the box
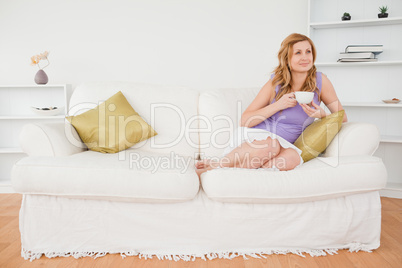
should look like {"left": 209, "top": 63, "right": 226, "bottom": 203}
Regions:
{"left": 271, "top": 33, "right": 318, "bottom": 103}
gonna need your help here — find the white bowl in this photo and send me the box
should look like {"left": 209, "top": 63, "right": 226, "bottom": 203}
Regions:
{"left": 31, "top": 106, "right": 63, "bottom": 116}
{"left": 295, "top": 92, "right": 314, "bottom": 104}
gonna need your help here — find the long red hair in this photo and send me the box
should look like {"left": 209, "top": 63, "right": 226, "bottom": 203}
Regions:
{"left": 271, "top": 33, "right": 318, "bottom": 103}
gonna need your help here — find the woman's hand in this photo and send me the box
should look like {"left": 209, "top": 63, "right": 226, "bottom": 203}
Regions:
{"left": 275, "top": 93, "right": 297, "bottom": 110}
{"left": 300, "top": 101, "right": 328, "bottom": 119}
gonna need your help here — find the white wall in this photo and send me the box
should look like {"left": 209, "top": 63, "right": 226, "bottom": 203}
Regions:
{"left": 0, "top": 0, "right": 308, "bottom": 89}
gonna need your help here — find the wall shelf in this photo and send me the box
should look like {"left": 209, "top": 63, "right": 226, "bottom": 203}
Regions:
{"left": 0, "top": 115, "right": 65, "bottom": 120}
{"left": 310, "top": 17, "right": 402, "bottom": 29}
{"left": 0, "top": 84, "right": 70, "bottom": 88}
{"left": 343, "top": 102, "right": 402, "bottom": 108}
{"left": 380, "top": 136, "right": 402, "bottom": 144}
{"left": 316, "top": 61, "right": 402, "bottom": 67}
{"left": 0, "top": 148, "right": 25, "bottom": 154}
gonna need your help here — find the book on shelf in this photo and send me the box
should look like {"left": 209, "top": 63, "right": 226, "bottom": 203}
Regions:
{"left": 337, "top": 58, "right": 378, "bottom": 62}
{"left": 345, "top": 44, "right": 383, "bottom": 54}
{"left": 338, "top": 52, "right": 375, "bottom": 59}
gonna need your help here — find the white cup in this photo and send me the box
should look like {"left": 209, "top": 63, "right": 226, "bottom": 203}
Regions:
{"left": 295, "top": 92, "right": 314, "bottom": 104}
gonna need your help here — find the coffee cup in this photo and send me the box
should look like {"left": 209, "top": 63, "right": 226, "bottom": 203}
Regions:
{"left": 295, "top": 92, "right": 314, "bottom": 104}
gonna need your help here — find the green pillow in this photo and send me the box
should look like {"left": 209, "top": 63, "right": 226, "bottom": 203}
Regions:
{"left": 66, "top": 91, "right": 157, "bottom": 153}
{"left": 294, "top": 110, "right": 344, "bottom": 162}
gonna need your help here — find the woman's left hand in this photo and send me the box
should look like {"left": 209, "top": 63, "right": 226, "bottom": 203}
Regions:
{"left": 300, "top": 102, "right": 327, "bottom": 119}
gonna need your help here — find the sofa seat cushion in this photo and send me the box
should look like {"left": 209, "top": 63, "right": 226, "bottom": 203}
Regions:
{"left": 201, "top": 155, "right": 387, "bottom": 204}
{"left": 12, "top": 149, "right": 199, "bottom": 203}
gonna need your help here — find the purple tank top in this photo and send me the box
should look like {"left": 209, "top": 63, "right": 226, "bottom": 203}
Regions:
{"left": 252, "top": 72, "right": 322, "bottom": 143}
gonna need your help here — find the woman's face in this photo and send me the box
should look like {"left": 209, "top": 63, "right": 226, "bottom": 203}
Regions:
{"left": 289, "top": 40, "right": 313, "bottom": 73}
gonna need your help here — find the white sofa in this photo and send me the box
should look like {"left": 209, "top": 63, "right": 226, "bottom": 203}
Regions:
{"left": 12, "top": 82, "right": 387, "bottom": 261}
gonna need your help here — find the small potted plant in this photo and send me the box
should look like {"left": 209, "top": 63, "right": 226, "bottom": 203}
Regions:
{"left": 378, "top": 6, "right": 388, "bottom": 18}
{"left": 341, "top": 12, "right": 351, "bottom": 21}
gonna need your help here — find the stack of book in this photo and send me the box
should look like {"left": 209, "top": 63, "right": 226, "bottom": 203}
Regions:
{"left": 338, "top": 45, "right": 383, "bottom": 62}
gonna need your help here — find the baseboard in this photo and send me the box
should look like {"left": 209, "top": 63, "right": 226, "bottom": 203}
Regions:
{"left": 0, "top": 185, "right": 15, "bottom": 193}
{"left": 380, "top": 189, "right": 402, "bottom": 199}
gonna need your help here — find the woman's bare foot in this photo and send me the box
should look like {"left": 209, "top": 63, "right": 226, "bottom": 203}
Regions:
{"left": 195, "top": 159, "right": 219, "bottom": 169}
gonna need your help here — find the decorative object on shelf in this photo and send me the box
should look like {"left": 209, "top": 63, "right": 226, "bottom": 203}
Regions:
{"left": 339, "top": 52, "right": 375, "bottom": 59}
{"left": 31, "top": 51, "right": 50, "bottom": 85}
{"left": 344, "top": 44, "right": 383, "bottom": 54}
{"left": 382, "top": 98, "right": 400, "bottom": 104}
{"left": 341, "top": 12, "right": 351, "bottom": 21}
{"left": 378, "top": 6, "right": 388, "bottom": 18}
{"left": 338, "top": 45, "right": 383, "bottom": 63}
{"left": 34, "top": 70, "right": 48, "bottom": 85}
{"left": 338, "top": 58, "right": 378, "bottom": 62}
{"left": 338, "top": 52, "right": 378, "bottom": 62}
{"left": 31, "top": 106, "right": 62, "bottom": 116}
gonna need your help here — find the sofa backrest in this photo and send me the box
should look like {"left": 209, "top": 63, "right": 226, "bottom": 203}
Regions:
{"left": 198, "top": 87, "right": 259, "bottom": 158}
{"left": 68, "top": 83, "right": 379, "bottom": 160}
{"left": 68, "top": 82, "right": 199, "bottom": 157}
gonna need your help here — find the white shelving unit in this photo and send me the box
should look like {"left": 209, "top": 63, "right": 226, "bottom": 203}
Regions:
{"left": 309, "top": 0, "right": 402, "bottom": 198}
{"left": 0, "top": 84, "right": 71, "bottom": 193}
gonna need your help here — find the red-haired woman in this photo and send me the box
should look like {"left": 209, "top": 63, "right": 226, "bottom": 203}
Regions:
{"left": 196, "top": 33, "right": 347, "bottom": 177}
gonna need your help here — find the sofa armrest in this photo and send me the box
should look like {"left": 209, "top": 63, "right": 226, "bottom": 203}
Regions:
{"left": 322, "top": 122, "right": 380, "bottom": 157}
{"left": 19, "top": 122, "right": 87, "bottom": 156}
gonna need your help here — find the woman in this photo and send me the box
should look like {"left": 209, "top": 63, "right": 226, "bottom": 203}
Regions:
{"left": 196, "top": 33, "right": 347, "bottom": 177}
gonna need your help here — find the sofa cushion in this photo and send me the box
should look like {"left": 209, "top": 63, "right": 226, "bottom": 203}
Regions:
{"left": 201, "top": 155, "right": 387, "bottom": 204}
{"left": 68, "top": 82, "right": 199, "bottom": 157}
{"left": 294, "top": 110, "right": 344, "bottom": 162}
{"left": 67, "top": 91, "right": 157, "bottom": 153}
{"left": 12, "top": 149, "right": 199, "bottom": 203}
{"left": 322, "top": 122, "right": 380, "bottom": 157}
{"left": 198, "top": 87, "right": 259, "bottom": 158}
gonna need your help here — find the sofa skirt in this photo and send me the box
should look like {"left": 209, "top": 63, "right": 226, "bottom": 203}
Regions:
{"left": 19, "top": 190, "right": 382, "bottom": 261}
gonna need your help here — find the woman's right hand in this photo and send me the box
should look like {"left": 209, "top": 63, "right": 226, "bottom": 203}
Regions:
{"left": 275, "top": 93, "right": 297, "bottom": 110}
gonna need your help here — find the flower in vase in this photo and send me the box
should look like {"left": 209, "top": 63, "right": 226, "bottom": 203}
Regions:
{"left": 30, "top": 51, "right": 50, "bottom": 69}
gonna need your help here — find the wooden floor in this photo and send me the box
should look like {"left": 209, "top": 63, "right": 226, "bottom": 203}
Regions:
{"left": 0, "top": 194, "right": 401, "bottom": 268}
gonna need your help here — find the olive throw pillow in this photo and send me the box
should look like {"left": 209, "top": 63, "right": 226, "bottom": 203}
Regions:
{"left": 294, "top": 110, "right": 345, "bottom": 162}
{"left": 66, "top": 91, "right": 157, "bottom": 153}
